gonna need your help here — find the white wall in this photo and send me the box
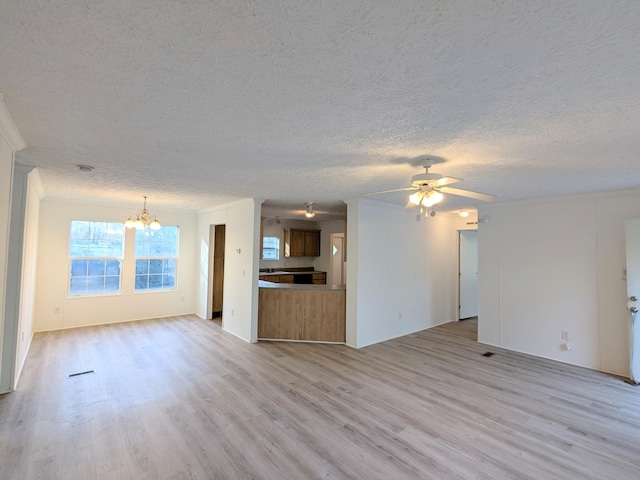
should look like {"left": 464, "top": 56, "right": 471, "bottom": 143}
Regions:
{"left": 14, "top": 169, "right": 42, "bottom": 383}
{"left": 197, "top": 198, "right": 262, "bottom": 342}
{"left": 0, "top": 97, "right": 26, "bottom": 392}
{"left": 34, "top": 198, "right": 197, "bottom": 331}
{"left": 346, "top": 198, "right": 459, "bottom": 348}
{"left": 312, "top": 220, "right": 346, "bottom": 278}
{"left": 478, "top": 190, "right": 640, "bottom": 376}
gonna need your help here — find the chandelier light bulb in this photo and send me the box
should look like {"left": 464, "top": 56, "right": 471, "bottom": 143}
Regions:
{"left": 149, "top": 218, "right": 161, "bottom": 230}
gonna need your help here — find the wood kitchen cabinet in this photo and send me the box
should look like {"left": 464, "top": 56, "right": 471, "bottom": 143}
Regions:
{"left": 284, "top": 228, "right": 321, "bottom": 257}
{"left": 259, "top": 274, "right": 294, "bottom": 283}
{"left": 312, "top": 272, "right": 326, "bottom": 284}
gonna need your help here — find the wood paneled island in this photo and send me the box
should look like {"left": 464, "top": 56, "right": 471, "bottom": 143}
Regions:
{"left": 257, "top": 280, "right": 346, "bottom": 343}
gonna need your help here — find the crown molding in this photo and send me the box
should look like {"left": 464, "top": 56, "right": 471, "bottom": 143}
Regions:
{"left": 0, "top": 94, "right": 26, "bottom": 152}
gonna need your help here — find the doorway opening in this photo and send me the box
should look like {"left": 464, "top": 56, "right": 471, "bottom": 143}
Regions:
{"left": 210, "top": 224, "right": 226, "bottom": 325}
{"left": 458, "top": 230, "right": 478, "bottom": 320}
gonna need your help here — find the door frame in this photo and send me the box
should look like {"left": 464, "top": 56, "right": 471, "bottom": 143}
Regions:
{"left": 457, "top": 229, "right": 479, "bottom": 321}
{"left": 207, "top": 223, "right": 226, "bottom": 322}
{"left": 625, "top": 218, "right": 640, "bottom": 384}
{"left": 206, "top": 225, "right": 214, "bottom": 320}
{"left": 329, "top": 232, "right": 345, "bottom": 286}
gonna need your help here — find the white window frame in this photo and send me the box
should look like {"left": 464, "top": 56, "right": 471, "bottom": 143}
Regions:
{"left": 68, "top": 221, "right": 124, "bottom": 296}
{"left": 134, "top": 225, "right": 179, "bottom": 292}
{"left": 262, "top": 236, "right": 280, "bottom": 260}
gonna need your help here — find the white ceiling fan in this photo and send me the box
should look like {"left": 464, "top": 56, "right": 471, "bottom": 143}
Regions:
{"left": 282, "top": 202, "right": 344, "bottom": 219}
{"left": 361, "top": 160, "right": 496, "bottom": 215}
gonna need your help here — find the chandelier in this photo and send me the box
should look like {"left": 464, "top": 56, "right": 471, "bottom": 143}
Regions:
{"left": 124, "top": 196, "right": 161, "bottom": 230}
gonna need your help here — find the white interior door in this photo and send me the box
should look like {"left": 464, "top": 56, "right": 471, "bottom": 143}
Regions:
{"left": 624, "top": 219, "right": 640, "bottom": 384}
{"left": 459, "top": 230, "right": 478, "bottom": 320}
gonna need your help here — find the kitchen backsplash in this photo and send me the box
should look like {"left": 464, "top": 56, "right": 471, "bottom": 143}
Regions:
{"left": 258, "top": 257, "right": 315, "bottom": 270}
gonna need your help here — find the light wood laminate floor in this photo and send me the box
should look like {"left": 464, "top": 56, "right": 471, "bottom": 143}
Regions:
{"left": 1, "top": 316, "right": 639, "bottom": 479}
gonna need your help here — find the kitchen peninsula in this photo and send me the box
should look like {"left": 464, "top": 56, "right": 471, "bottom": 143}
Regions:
{"left": 257, "top": 280, "right": 346, "bottom": 343}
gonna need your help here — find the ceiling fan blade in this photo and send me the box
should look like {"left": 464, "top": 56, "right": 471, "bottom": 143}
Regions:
{"left": 431, "top": 176, "right": 462, "bottom": 187}
{"left": 439, "top": 186, "right": 496, "bottom": 202}
{"left": 360, "top": 187, "right": 417, "bottom": 196}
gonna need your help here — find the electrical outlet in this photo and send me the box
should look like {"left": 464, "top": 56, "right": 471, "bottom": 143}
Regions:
{"left": 54, "top": 306, "right": 60, "bottom": 314}
{"left": 398, "top": 312, "right": 402, "bottom": 319}
{"left": 561, "top": 330, "right": 570, "bottom": 341}
{"left": 231, "top": 309, "right": 235, "bottom": 316}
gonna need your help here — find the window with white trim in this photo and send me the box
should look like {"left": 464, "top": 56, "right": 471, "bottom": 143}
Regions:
{"left": 69, "top": 221, "right": 124, "bottom": 295}
{"left": 134, "top": 226, "right": 179, "bottom": 291}
{"left": 262, "top": 236, "right": 280, "bottom": 260}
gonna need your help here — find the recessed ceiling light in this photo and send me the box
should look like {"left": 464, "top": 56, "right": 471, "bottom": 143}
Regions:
{"left": 77, "top": 165, "right": 94, "bottom": 172}
{"left": 458, "top": 211, "right": 470, "bottom": 217}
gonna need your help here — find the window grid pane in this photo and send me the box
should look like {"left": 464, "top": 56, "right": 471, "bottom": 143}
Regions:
{"left": 69, "top": 221, "right": 123, "bottom": 296}
{"left": 69, "top": 259, "right": 121, "bottom": 295}
{"left": 134, "top": 226, "right": 179, "bottom": 292}
{"left": 262, "top": 236, "right": 280, "bottom": 260}
{"left": 135, "top": 259, "right": 176, "bottom": 291}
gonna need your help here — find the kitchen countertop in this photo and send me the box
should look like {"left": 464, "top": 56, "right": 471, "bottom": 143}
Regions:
{"left": 258, "top": 280, "right": 345, "bottom": 291}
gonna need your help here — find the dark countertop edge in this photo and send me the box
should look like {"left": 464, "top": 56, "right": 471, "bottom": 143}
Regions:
{"left": 258, "top": 280, "right": 346, "bottom": 291}
{"left": 259, "top": 270, "right": 326, "bottom": 276}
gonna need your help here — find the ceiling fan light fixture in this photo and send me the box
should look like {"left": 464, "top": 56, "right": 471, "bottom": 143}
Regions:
{"left": 305, "top": 202, "right": 316, "bottom": 218}
{"left": 421, "top": 190, "right": 443, "bottom": 207}
{"left": 409, "top": 192, "right": 423, "bottom": 205}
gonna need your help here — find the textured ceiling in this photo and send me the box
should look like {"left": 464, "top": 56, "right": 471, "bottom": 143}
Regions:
{"left": 1, "top": 1, "right": 640, "bottom": 216}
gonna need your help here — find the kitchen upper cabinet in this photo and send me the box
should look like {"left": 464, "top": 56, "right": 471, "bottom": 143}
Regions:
{"left": 304, "top": 230, "right": 320, "bottom": 257}
{"left": 288, "top": 229, "right": 306, "bottom": 257}
{"left": 284, "top": 228, "right": 320, "bottom": 257}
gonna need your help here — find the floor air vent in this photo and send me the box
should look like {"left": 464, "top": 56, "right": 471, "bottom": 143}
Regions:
{"left": 481, "top": 352, "right": 495, "bottom": 357}
{"left": 68, "top": 369, "right": 95, "bottom": 378}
